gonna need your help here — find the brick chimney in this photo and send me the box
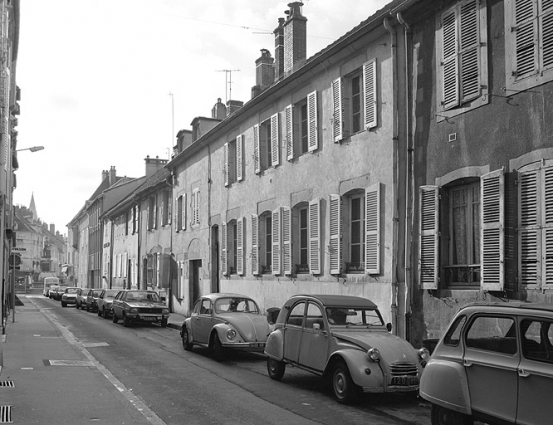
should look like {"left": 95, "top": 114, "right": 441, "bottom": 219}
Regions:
{"left": 257, "top": 49, "right": 275, "bottom": 90}
{"left": 226, "top": 100, "right": 244, "bottom": 116}
{"left": 211, "top": 98, "right": 227, "bottom": 120}
{"left": 50, "top": 223, "right": 55, "bottom": 234}
{"left": 283, "top": 2, "right": 307, "bottom": 75}
{"left": 274, "top": 17, "right": 285, "bottom": 81}
{"left": 145, "top": 156, "right": 168, "bottom": 178}
{"left": 109, "top": 166, "right": 116, "bottom": 185}
{"left": 101, "top": 170, "right": 109, "bottom": 182}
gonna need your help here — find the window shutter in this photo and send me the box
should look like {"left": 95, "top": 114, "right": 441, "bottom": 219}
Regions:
{"left": 236, "top": 134, "right": 243, "bottom": 182}
{"left": 223, "top": 142, "right": 229, "bottom": 187}
{"left": 272, "top": 208, "right": 282, "bottom": 275}
{"left": 459, "top": 0, "right": 481, "bottom": 102}
{"left": 543, "top": 166, "right": 553, "bottom": 284}
{"left": 481, "top": 168, "right": 505, "bottom": 291}
{"left": 167, "top": 194, "right": 172, "bottom": 225}
{"left": 160, "top": 200, "right": 165, "bottom": 227}
{"left": 513, "top": 0, "right": 538, "bottom": 80}
{"left": 329, "top": 194, "right": 342, "bottom": 275}
{"left": 309, "top": 198, "right": 321, "bottom": 274}
{"left": 419, "top": 186, "right": 439, "bottom": 289}
{"left": 363, "top": 59, "right": 377, "bottom": 129}
{"left": 182, "top": 193, "right": 187, "bottom": 230}
{"left": 307, "top": 90, "right": 318, "bottom": 152}
{"left": 285, "top": 105, "right": 294, "bottom": 161}
{"left": 541, "top": 0, "right": 553, "bottom": 71}
{"left": 271, "top": 113, "right": 280, "bottom": 167}
{"left": 365, "top": 183, "right": 381, "bottom": 274}
{"left": 123, "top": 252, "right": 128, "bottom": 278}
{"left": 221, "top": 222, "right": 228, "bottom": 276}
{"left": 519, "top": 168, "right": 539, "bottom": 285}
{"left": 154, "top": 196, "right": 158, "bottom": 229}
{"left": 332, "top": 78, "right": 343, "bottom": 142}
{"left": 441, "top": 8, "right": 460, "bottom": 109}
{"left": 282, "top": 207, "right": 292, "bottom": 275}
{"left": 253, "top": 124, "right": 261, "bottom": 174}
{"left": 237, "top": 217, "right": 245, "bottom": 275}
{"left": 1, "top": 68, "right": 10, "bottom": 166}
{"left": 251, "top": 214, "right": 259, "bottom": 275}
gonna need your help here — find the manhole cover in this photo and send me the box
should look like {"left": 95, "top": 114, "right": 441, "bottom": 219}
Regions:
{"left": 48, "top": 360, "right": 94, "bottom": 367}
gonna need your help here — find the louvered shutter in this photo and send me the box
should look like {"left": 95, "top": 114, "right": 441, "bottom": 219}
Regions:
{"left": 441, "top": 8, "right": 460, "bottom": 109}
{"left": 514, "top": 0, "right": 538, "bottom": 80}
{"left": 459, "top": 0, "right": 481, "bottom": 102}
{"left": 160, "top": 200, "right": 165, "bottom": 227}
{"left": 307, "top": 91, "right": 318, "bottom": 152}
{"left": 363, "top": 60, "right": 377, "bottom": 129}
{"left": 182, "top": 193, "right": 187, "bottom": 230}
{"left": 221, "top": 222, "right": 228, "bottom": 276}
{"left": 332, "top": 78, "right": 343, "bottom": 142}
{"left": 253, "top": 124, "right": 261, "bottom": 174}
{"left": 309, "top": 198, "right": 321, "bottom": 274}
{"left": 481, "top": 169, "right": 505, "bottom": 290}
{"left": 329, "top": 194, "right": 342, "bottom": 275}
{"left": 543, "top": 166, "right": 553, "bottom": 284}
{"left": 541, "top": 0, "right": 553, "bottom": 72}
{"left": 285, "top": 105, "right": 294, "bottom": 161}
{"left": 167, "top": 194, "right": 172, "bottom": 225}
{"left": 2, "top": 68, "right": 10, "bottom": 166}
{"left": 251, "top": 214, "right": 259, "bottom": 275}
{"left": 365, "top": 183, "right": 381, "bottom": 274}
{"left": 272, "top": 208, "right": 282, "bottom": 275}
{"left": 282, "top": 207, "right": 292, "bottom": 275}
{"left": 123, "top": 253, "right": 128, "bottom": 278}
{"left": 271, "top": 113, "right": 280, "bottom": 167}
{"left": 237, "top": 217, "right": 245, "bottom": 275}
{"left": 419, "top": 186, "right": 439, "bottom": 289}
{"left": 223, "top": 143, "right": 229, "bottom": 186}
{"left": 236, "top": 134, "right": 243, "bottom": 182}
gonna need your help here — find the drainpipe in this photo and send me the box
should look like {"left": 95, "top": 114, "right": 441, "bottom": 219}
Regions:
{"left": 383, "top": 18, "right": 399, "bottom": 336}
{"left": 164, "top": 176, "right": 174, "bottom": 311}
{"left": 397, "top": 11, "right": 413, "bottom": 342}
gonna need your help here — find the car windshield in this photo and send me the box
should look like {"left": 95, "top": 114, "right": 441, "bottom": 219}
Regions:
{"left": 215, "top": 297, "right": 260, "bottom": 314}
{"left": 66, "top": 288, "right": 78, "bottom": 294}
{"left": 125, "top": 291, "right": 160, "bottom": 302}
{"left": 104, "top": 290, "right": 119, "bottom": 298}
{"left": 325, "top": 307, "right": 384, "bottom": 327}
{"left": 92, "top": 290, "right": 102, "bottom": 296}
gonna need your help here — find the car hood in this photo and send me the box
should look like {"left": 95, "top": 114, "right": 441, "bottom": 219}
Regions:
{"left": 125, "top": 301, "right": 166, "bottom": 308}
{"left": 332, "top": 330, "right": 419, "bottom": 363}
{"left": 218, "top": 313, "right": 270, "bottom": 342}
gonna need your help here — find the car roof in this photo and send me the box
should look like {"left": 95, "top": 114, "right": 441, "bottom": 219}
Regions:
{"left": 460, "top": 302, "right": 553, "bottom": 314}
{"left": 289, "top": 294, "right": 378, "bottom": 309}
{"left": 200, "top": 293, "right": 255, "bottom": 301}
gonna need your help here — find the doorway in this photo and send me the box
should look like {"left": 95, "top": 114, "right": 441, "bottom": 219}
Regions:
{"left": 211, "top": 225, "right": 220, "bottom": 293}
{"left": 189, "top": 260, "right": 202, "bottom": 311}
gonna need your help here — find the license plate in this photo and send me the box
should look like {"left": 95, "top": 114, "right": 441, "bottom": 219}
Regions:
{"left": 391, "top": 376, "right": 419, "bottom": 386}
{"left": 142, "top": 317, "right": 159, "bottom": 321}
{"left": 249, "top": 342, "right": 265, "bottom": 348}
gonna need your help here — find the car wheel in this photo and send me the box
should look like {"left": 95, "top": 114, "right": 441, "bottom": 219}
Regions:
{"left": 161, "top": 318, "right": 168, "bottom": 328}
{"left": 97, "top": 307, "right": 102, "bottom": 317}
{"left": 61, "top": 302, "right": 66, "bottom": 307}
{"left": 431, "top": 404, "right": 474, "bottom": 425}
{"left": 332, "top": 361, "right": 361, "bottom": 404}
{"left": 182, "top": 326, "right": 193, "bottom": 351}
{"left": 86, "top": 305, "right": 90, "bottom": 312}
{"left": 123, "top": 312, "right": 131, "bottom": 327}
{"left": 103, "top": 308, "right": 109, "bottom": 319}
{"left": 267, "top": 358, "right": 286, "bottom": 380}
{"left": 112, "top": 310, "right": 118, "bottom": 323}
{"left": 212, "top": 333, "right": 225, "bottom": 362}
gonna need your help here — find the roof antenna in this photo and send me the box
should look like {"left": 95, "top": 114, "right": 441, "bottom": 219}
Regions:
{"left": 216, "top": 69, "right": 240, "bottom": 104}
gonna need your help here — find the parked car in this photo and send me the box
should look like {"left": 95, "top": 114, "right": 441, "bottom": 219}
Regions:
{"left": 85, "top": 289, "right": 103, "bottom": 312}
{"left": 51, "top": 286, "right": 67, "bottom": 301}
{"left": 47, "top": 284, "right": 60, "bottom": 299}
{"left": 97, "top": 289, "right": 119, "bottom": 319}
{"left": 75, "top": 287, "right": 88, "bottom": 309}
{"left": 112, "top": 290, "right": 169, "bottom": 327}
{"left": 420, "top": 302, "right": 553, "bottom": 425}
{"left": 180, "top": 293, "right": 272, "bottom": 361}
{"left": 60, "top": 287, "right": 79, "bottom": 307}
{"left": 265, "top": 294, "right": 429, "bottom": 404}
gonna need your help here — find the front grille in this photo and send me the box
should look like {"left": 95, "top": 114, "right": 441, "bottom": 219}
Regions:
{"left": 390, "top": 362, "right": 418, "bottom": 376}
{"left": 138, "top": 308, "right": 163, "bottom": 314}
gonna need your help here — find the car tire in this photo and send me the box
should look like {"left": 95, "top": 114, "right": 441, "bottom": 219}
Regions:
{"left": 123, "top": 313, "right": 131, "bottom": 327}
{"left": 112, "top": 310, "right": 118, "bottom": 323}
{"left": 212, "top": 333, "right": 225, "bottom": 362}
{"left": 332, "top": 361, "right": 361, "bottom": 404}
{"left": 161, "top": 318, "right": 168, "bottom": 328}
{"left": 103, "top": 308, "right": 109, "bottom": 319}
{"left": 182, "top": 326, "right": 193, "bottom": 351}
{"left": 267, "top": 358, "right": 286, "bottom": 380}
{"left": 61, "top": 302, "right": 66, "bottom": 307}
{"left": 86, "top": 305, "right": 90, "bottom": 312}
{"left": 431, "top": 404, "right": 474, "bottom": 425}
{"left": 97, "top": 307, "right": 102, "bottom": 317}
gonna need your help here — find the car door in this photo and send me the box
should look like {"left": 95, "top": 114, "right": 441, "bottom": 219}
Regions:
{"left": 191, "top": 298, "right": 213, "bottom": 344}
{"left": 463, "top": 314, "right": 519, "bottom": 423}
{"left": 283, "top": 301, "right": 306, "bottom": 364}
{"left": 298, "top": 301, "right": 329, "bottom": 372}
{"left": 516, "top": 317, "right": 553, "bottom": 425}
{"left": 112, "top": 292, "right": 124, "bottom": 316}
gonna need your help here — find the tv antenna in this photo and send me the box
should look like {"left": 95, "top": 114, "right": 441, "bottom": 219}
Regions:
{"left": 216, "top": 69, "right": 240, "bottom": 104}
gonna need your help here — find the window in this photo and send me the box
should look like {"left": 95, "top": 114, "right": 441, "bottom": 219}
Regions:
{"left": 286, "top": 302, "right": 306, "bottom": 327}
{"left": 176, "top": 194, "right": 186, "bottom": 231}
{"left": 436, "top": 0, "right": 488, "bottom": 120}
{"left": 222, "top": 218, "right": 245, "bottom": 276}
{"left": 132, "top": 205, "right": 138, "bottom": 234}
{"left": 224, "top": 135, "right": 244, "bottom": 186}
{"left": 292, "top": 204, "right": 309, "bottom": 274}
{"left": 518, "top": 162, "right": 553, "bottom": 287}
{"left": 444, "top": 315, "right": 467, "bottom": 346}
{"left": 505, "top": 0, "right": 553, "bottom": 92}
{"left": 466, "top": 316, "right": 517, "bottom": 355}
{"left": 285, "top": 91, "right": 318, "bottom": 160}
{"left": 148, "top": 195, "right": 157, "bottom": 230}
{"left": 332, "top": 59, "right": 377, "bottom": 142}
{"left": 160, "top": 190, "right": 171, "bottom": 226}
{"left": 192, "top": 189, "right": 200, "bottom": 226}
{"left": 254, "top": 114, "right": 279, "bottom": 174}
{"left": 263, "top": 213, "right": 272, "bottom": 274}
{"left": 520, "top": 319, "right": 553, "bottom": 363}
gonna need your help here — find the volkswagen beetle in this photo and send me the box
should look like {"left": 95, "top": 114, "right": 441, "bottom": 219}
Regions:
{"left": 264, "top": 294, "right": 429, "bottom": 404}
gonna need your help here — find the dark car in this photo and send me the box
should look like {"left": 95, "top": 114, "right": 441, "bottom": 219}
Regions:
{"left": 75, "top": 287, "right": 88, "bottom": 309}
{"left": 97, "top": 289, "right": 119, "bottom": 319}
{"left": 52, "top": 285, "right": 68, "bottom": 301}
{"left": 112, "top": 290, "right": 169, "bottom": 327}
{"left": 85, "top": 289, "right": 103, "bottom": 312}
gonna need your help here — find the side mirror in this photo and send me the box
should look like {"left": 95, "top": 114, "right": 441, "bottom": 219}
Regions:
{"left": 386, "top": 323, "right": 392, "bottom": 332}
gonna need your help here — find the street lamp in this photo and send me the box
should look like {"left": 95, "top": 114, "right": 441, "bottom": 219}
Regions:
{"left": 16, "top": 146, "right": 44, "bottom": 152}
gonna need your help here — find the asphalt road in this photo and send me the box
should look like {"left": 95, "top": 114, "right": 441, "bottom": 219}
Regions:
{"left": 21, "top": 295, "right": 432, "bottom": 425}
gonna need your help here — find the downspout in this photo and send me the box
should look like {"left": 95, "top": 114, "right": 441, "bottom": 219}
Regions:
{"left": 383, "top": 18, "right": 399, "bottom": 336}
{"left": 164, "top": 176, "right": 174, "bottom": 311}
{"left": 397, "top": 11, "right": 413, "bottom": 341}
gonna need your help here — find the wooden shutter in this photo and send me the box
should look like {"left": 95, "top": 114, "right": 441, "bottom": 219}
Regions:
{"left": 236, "top": 134, "right": 243, "bottom": 182}
{"left": 167, "top": 194, "right": 172, "bottom": 225}
{"left": 285, "top": 105, "right": 294, "bottom": 161}
{"left": 541, "top": 0, "right": 553, "bottom": 71}
{"left": 182, "top": 193, "right": 187, "bottom": 230}
{"left": 237, "top": 217, "right": 245, "bottom": 275}
{"left": 223, "top": 142, "right": 229, "bottom": 186}
{"left": 543, "top": 166, "right": 553, "bottom": 284}
{"left": 1, "top": 68, "right": 9, "bottom": 166}
{"left": 309, "top": 198, "right": 321, "bottom": 274}
{"left": 282, "top": 207, "right": 292, "bottom": 275}
{"left": 513, "top": 0, "right": 538, "bottom": 80}
{"left": 441, "top": 7, "right": 460, "bottom": 109}
{"left": 332, "top": 78, "right": 343, "bottom": 142}
{"left": 160, "top": 199, "right": 165, "bottom": 227}
{"left": 253, "top": 124, "right": 261, "bottom": 174}
{"left": 363, "top": 59, "right": 377, "bottom": 129}
{"left": 271, "top": 113, "right": 280, "bottom": 167}
{"left": 518, "top": 167, "right": 539, "bottom": 285}
{"left": 459, "top": 0, "right": 481, "bottom": 101}
{"left": 481, "top": 168, "right": 505, "bottom": 291}
{"left": 329, "top": 194, "right": 342, "bottom": 275}
{"left": 419, "top": 186, "right": 439, "bottom": 289}
{"left": 221, "top": 222, "right": 228, "bottom": 276}
{"left": 272, "top": 208, "right": 282, "bottom": 275}
{"left": 251, "top": 214, "right": 259, "bottom": 275}
{"left": 365, "top": 183, "right": 381, "bottom": 274}
{"left": 307, "top": 91, "right": 318, "bottom": 152}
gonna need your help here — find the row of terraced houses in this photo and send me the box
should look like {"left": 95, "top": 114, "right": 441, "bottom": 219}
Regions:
{"left": 67, "top": 0, "right": 553, "bottom": 347}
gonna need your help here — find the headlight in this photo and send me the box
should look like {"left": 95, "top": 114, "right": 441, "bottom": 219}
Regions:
{"left": 418, "top": 347, "right": 430, "bottom": 365}
{"left": 129, "top": 308, "right": 138, "bottom": 313}
{"left": 162, "top": 308, "right": 169, "bottom": 314}
{"left": 226, "top": 329, "right": 237, "bottom": 340}
{"left": 367, "top": 347, "right": 380, "bottom": 362}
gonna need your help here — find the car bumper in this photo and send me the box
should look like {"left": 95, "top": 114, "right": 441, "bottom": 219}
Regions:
{"left": 126, "top": 314, "right": 168, "bottom": 323}
{"left": 62, "top": 299, "right": 76, "bottom": 304}
{"left": 221, "top": 341, "right": 266, "bottom": 351}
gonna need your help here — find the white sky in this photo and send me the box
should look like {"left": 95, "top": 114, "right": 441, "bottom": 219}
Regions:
{"left": 14, "top": 0, "right": 388, "bottom": 235}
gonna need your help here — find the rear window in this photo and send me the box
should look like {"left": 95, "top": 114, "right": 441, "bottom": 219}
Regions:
{"left": 466, "top": 316, "right": 517, "bottom": 355}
